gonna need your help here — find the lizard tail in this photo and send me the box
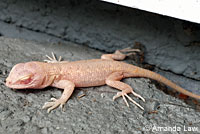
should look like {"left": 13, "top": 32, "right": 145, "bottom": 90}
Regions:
{"left": 131, "top": 67, "right": 200, "bottom": 99}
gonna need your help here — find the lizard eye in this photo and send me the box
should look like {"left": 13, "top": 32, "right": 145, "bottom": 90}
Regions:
{"left": 18, "top": 75, "right": 32, "bottom": 84}
{"left": 20, "top": 77, "right": 32, "bottom": 84}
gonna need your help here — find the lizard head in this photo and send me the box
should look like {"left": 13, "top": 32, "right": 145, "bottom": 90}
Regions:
{"left": 6, "top": 62, "right": 46, "bottom": 89}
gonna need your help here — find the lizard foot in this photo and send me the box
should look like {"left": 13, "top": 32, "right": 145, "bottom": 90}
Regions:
{"left": 118, "top": 47, "right": 140, "bottom": 57}
{"left": 113, "top": 91, "right": 144, "bottom": 110}
{"left": 42, "top": 98, "right": 65, "bottom": 113}
{"left": 44, "top": 52, "right": 62, "bottom": 63}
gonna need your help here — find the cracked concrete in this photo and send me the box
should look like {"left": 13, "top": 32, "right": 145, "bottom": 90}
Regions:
{"left": 0, "top": 37, "right": 200, "bottom": 134}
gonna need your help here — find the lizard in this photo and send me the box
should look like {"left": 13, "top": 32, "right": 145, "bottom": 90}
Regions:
{"left": 5, "top": 48, "right": 200, "bottom": 113}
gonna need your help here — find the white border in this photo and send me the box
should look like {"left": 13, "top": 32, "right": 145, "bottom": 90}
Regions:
{"left": 102, "top": 0, "right": 200, "bottom": 24}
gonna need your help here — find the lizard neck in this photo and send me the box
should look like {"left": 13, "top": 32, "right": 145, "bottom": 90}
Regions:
{"left": 39, "top": 63, "right": 61, "bottom": 88}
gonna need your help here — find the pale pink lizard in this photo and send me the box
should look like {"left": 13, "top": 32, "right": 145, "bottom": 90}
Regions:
{"left": 5, "top": 48, "right": 200, "bottom": 113}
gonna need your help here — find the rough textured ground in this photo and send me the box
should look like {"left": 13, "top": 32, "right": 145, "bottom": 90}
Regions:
{"left": 0, "top": 0, "right": 200, "bottom": 81}
{"left": 0, "top": 37, "right": 200, "bottom": 134}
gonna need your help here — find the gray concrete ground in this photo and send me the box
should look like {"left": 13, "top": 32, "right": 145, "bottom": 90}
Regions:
{"left": 0, "top": 37, "right": 200, "bottom": 134}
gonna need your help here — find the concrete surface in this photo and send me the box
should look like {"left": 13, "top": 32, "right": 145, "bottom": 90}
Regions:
{"left": 0, "top": 0, "right": 200, "bottom": 81}
{"left": 0, "top": 37, "right": 200, "bottom": 134}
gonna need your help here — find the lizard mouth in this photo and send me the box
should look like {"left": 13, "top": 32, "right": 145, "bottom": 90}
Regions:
{"left": 6, "top": 78, "right": 34, "bottom": 89}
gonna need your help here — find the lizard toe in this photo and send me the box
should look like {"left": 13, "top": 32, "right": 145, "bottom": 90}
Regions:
{"left": 124, "top": 94, "right": 144, "bottom": 110}
{"left": 113, "top": 91, "right": 144, "bottom": 110}
{"left": 42, "top": 98, "right": 66, "bottom": 113}
{"left": 113, "top": 92, "right": 122, "bottom": 100}
{"left": 131, "top": 91, "right": 145, "bottom": 102}
{"left": 113, "top": 92, "right": 129, "bottom": 107}
{"left": 44, "top": 52, "right": 62, "bottom": 63}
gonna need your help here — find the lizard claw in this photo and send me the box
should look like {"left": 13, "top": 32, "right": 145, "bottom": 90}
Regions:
{"left": 119, "top": 48, "right": 140, "bottom": 57}
{"left": 131, "top": 91, "right": 145, "bottom": 102}
{"left": 113, "top": 91, "right": 144, "bottom": 110}
{"left": 44, "top": 52, "right": 62, "bottom": 63}
{"left": 119, "top": 48, "right": 140, "bottom": 53}
{"left": 42, "top": 98, "right": 65, "bottom": 113}
{"left": 50, "top": 97, "right": 57, "bottom": 101}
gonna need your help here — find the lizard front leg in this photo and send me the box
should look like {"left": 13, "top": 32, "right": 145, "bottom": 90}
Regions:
{"left": 42, "top": 80, "right": 75, "bottom": 113}
{"left": 106, "top": 72, "right": 145, "bottom": 110}
{"left": 101, "top": 48, "right": 140, "bottom": 61}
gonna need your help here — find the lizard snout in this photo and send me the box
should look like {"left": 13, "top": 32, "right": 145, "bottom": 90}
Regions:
{"left": 5, "top": 77, "right": 12, "bottom": 87}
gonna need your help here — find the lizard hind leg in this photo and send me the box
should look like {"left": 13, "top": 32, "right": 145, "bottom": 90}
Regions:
{"left": 106, "top": 72, "right": 145, "bottom": 110}
{"left": 101, "top": 48, "right": 140, "bottom": 61}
